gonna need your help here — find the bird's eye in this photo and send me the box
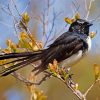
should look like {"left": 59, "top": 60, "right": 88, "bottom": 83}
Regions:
{"left": 73, "top": 21, "right": 79, "bottom": 25}
{"left": 71, "top": 27, "right": 74, "bottom": 29}
{"left": 83, "top": 22, "right": 88, "bottom": 25}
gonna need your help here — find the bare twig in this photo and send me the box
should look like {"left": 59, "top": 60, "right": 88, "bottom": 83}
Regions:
{"left": 84, "top": 78, "right": 100, "bottom": 97}
{"left": 44, "top": 11, "right": 62, "bottom": 47}
{"left": 11, "top": 0, "right": 21, "bottom": 16}
{"left": 42, "top": 11, "right": 46, "bottom": 36}
{"left": 43, "top": 11, "right": 55, "bottom": 47}
{"left": 56, "top": 75, "right": 85, "bottom": 100}
{"left": 85, "top": 0, "right": 95, "bottom": 20}
{"left": 72, "top": 0, "right": 80, "bottom": 14}
{"left": 21, "top": 0, "right": 31, "bottom": 15}
{"left": 0, "top": 4, "right": 18, "bottom": 22}
{"left": 84, "top": 0, "right": 88, "bottom": 13}
{"left": 11, "top": 72, "right": 34, "bottom": 85}
{"left": 10, "top": 70, "right": 51, "bottom": 86}
{"left": 50, "top": 67, "right": 86, "bottom": 100}
{"left": 53, "top": 67, "right": 100, "bottom": 100}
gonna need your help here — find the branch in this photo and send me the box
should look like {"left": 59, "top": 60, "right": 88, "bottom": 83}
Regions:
{"left": 85, "top": 0, "right": 95, "bottom": 19}
{"left": 55, "top": 74, "right": 86, "bottom": 100}
{"left": 72, "top": 0, "right": 80, "bottom": 14}
{"left": 84, "top": 78, "right": 100, "bottom": 97}
{"left": 11, "top": 0, "right": 21, "bottom": 16}
{"left": 11, "top": 72, "right": 34, "bottom": 85}
{"left": 84, "top": 0, "right": 88, "bottom": 13}
{"left": 47, "top": 60, "right": 100, "bottom": 100}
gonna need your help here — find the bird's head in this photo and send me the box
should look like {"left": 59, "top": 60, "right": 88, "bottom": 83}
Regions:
{"left": 69, "top": 19, "right": 93, "bottom": 36}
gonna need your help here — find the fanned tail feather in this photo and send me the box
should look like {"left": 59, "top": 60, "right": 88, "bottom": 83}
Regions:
{"left": 0, "top": 51, "right": 41, "bottom": 60}
{"left": 0, "top": 57, "right": 30, "bottom": 66}
{"left": 0, "top": 51, "right": 42, "bottom": 76}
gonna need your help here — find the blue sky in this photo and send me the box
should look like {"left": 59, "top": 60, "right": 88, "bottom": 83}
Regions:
{"left": 0, "top": 0, "right": 99, "bottom": 52}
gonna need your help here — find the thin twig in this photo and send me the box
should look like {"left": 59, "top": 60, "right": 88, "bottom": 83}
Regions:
{"left": 44, "top": 11, "right": 62, "bottom": 47}
{"left": 21, "top": 0, "right": 31, "bottom": 15}
{"left": 84, "top": 78, "right": 100, "bottom": 97}
{"left": 54, "top": 74, "right": 85, "bottom": 100}
{"left": 11, "top": 0, "right": 21, "bottom": 16}
{"left": 42, "top": 11, "right": 46, "bottom": 36}
{"left": 11, "top": 72, "right": 34, "bottom": 85}
{"left": 85, "top": 0, "right": 94, "bottom": 20}
{"left": 72, "top": 0, "right": 80, "bottom": 14}
{"left": 84, "top": 0, "right": 88, "bottom": 13}
{"left": 0, "top": 4, "right": 18, "bottom": 22}
{"left": 11, "top": 71, "right": 52, "bottom": 86}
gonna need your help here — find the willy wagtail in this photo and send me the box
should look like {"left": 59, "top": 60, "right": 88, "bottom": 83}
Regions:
{"left": 0, "top": 19, "right": 93, "bottom": 76}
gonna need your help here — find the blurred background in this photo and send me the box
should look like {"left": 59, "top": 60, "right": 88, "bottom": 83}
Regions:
{"left": 0, "top": 0, "right": 100, "bottom": 100}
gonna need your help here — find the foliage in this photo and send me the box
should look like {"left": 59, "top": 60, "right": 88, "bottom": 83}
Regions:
{"left": 27, "top": 72, "right": 47, "bottom": 100}
{"left": 64, "top": 13, "right": 80, "bottom": 25}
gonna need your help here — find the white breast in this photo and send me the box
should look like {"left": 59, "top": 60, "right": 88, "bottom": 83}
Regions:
{"left": 86, "top": 36, "right": 91, "bottom": 51}
{"left": 59, "top": 50, "right": 83, "bottom": 67}
{"left": 59, "top": 36, "right": 92, "bottom": 67}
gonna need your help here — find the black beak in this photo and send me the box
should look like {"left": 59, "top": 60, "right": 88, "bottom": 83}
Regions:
{"left": 88, "top": 23, "right": 93, "bottom": 27}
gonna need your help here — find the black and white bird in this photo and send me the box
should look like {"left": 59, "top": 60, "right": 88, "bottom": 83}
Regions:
{"left": 0, "top": 19, "right": 93, "bottom": 76}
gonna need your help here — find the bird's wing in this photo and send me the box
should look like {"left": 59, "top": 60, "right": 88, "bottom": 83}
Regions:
{"left": 49, "top": 31, "right": 87, "bottom": 47}
{"left": 42, "top": 32, "right": 88, "bottom": 66}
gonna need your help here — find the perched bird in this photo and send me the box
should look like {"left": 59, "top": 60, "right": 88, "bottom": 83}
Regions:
{"left": 0, "top": 19, "right": 93, "bottom": 76}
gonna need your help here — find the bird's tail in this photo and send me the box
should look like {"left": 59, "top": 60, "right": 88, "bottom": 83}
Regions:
{"left": 0, "top": 51, "right": 42, "bottom": 76}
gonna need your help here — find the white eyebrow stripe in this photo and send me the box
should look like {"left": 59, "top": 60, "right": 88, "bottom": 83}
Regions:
{"left": 77, "top": 20, "right": 84, "bottom": 24}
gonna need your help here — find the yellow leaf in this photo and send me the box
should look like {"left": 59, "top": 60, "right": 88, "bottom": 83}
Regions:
{"left": 22, "top": 12, "right": 30, "bottom": 25}
{"left": 0, "top": 60, "right": 6, "bottom": 65}
{"left": 64, "top": 17, "right": 73, "bottom": 24}
{"left": 33, "top": 45, "right": 39, "bottom": 51}
{"left": 29, "top": 34, "right": 35, "bottom": 41}
{"left": 3, "top": 48, "right": 11, "bottom": 53}
{"left": 19, "top": 39, "right": 31, "bottom": 49}
{"left": 75, "top": 83, "right": 79, "bottom": 90}
{"left": 53, "top": 59, "right": 58, "bottom": 67}
{"left": 34, "top": 89, "right": 47, "bottom": 100}
{"left": 19, "top": 32, "right": 33, "bottom": 49}
{"left": 20, "top": 32, "right": 28, "bottom": 39}
{"left": 90, "top": 31, "right": 96, "bottom": 38}
{"left": 94, "top": 64, "right": 100, "bottom": 81}
{"left": 38, "top": 42, "right": 43, "bottom": 49}
{"left": 28, "top": 34, "right": 36, "bottom": 46}
{"left": 48, "top": 63, "right": 54, "bottom": 71}
{"left": 10, "top": 44, "right": 17, "bottom": 52}
{"left": 6, "top": 39, "right": 17, "bottom": 52}
{"left": 75, "top": 13, "right": 80, "bottom": 19}
{"left": 71, "top": 19, "right": 75, "bottom": 23}
{"left": 27, "top": 72, "right": 36, "bottom": 93}
{"left": 27, "top": 72, "right": 47, "bottom": 100}
{"left": 19, "top": 12, "right": 30, "bottom": 30}
{"left": 48, "top": 59, "right": 58, "bottom": 74}
{"left": 6, "top": 39, "right": 12, "bottom": 47}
